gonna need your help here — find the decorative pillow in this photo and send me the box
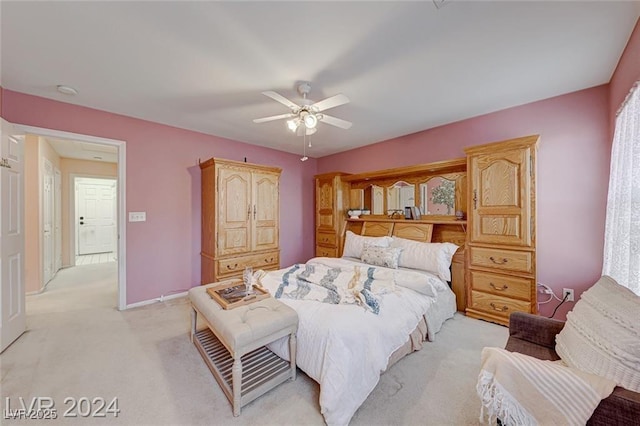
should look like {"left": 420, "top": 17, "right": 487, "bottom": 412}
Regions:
{"left": 360, "top": 245, "right": 403, "bottom": 269}
{"left": 342, "top": 230, "right": 392, "bottom": 259}
{"left": 555, "top": 275, "right": 640, "bottom": 393}
{"left": 389, "top": 238, "right": 458, "bottom": 281}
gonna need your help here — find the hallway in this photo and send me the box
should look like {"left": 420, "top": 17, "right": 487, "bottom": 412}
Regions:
{"left": 27, "top": 262, "right": 118, "bottom": 315}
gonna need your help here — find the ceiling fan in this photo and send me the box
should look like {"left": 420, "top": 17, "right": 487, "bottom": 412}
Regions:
{"left": 253, "top": 82, "right": 352, "bottom": 136}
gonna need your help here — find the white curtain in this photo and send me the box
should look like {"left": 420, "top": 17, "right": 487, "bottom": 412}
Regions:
{"left": 602, "top": 82, "right": 640, "bottom": 295}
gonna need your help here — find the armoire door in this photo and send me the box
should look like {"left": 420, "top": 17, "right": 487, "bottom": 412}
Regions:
{"left": 217, "top": 166, "right": 251, "bottom": 256}
{"left": 316, "top": 176, "right": 336, "bottom": 233}
{"left": 252, "top": 172, "right": 278, "bottom": 251}
{"left": 469, "top": 147, "right": 533, "bottom": 247}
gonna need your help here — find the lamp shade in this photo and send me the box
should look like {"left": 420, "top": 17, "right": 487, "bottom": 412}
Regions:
{"left": 300, "top": 111, "right": 318, "bottom": 129}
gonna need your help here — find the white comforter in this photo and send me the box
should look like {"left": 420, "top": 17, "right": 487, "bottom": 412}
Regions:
{"left": 260, "top": 257, "right": 456, "bottom": 426}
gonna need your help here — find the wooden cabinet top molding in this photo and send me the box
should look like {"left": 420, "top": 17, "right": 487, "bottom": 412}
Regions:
{"left": 341, "top": 158, "right": 466, "bottom": 183}
{"left": 464, "top": 135, "right": 539, "bottom": 155}
{"left": 199, "top": 157, "right": 282, "bottom": 174}
{"left": 314, "top": 171, "right": 352, "bottom": 179}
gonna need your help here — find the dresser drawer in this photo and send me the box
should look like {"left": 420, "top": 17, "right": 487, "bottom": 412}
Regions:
{"left": 470, "top": 290, "right": 531, "bottom": 320}
{"left": 217, "top": 251, "right": 279, "bottom": 277}
{"left": 316, "top": 246, "right": 338, "bottom": 258}
{"left": 470, "top": 270, "right": 533, "bottom": 301}
{"left": 316, "top": 232, "right": 337, "bottom": 247}
{"left": 469, "top": 246, "right": 533, "bottom": 274}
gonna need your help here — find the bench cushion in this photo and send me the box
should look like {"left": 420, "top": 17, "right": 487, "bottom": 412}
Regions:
{"left": 189, "top": 284, "right": 298, "bottom": 354}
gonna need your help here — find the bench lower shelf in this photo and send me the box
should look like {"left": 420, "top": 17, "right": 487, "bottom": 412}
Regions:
{"left": 193, "top": 328, "right": 292, "bottom": 412}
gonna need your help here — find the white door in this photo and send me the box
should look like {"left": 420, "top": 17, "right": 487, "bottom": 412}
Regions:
{"left": 1, "top": 119, "right": 25, "bottom": 352}
{"left": 42, "top": 158, "right": 54, "bottom": 284}
{"left": 54, "top": 168, "right": 62, "bottom": 271}
{"left": 77, "top": 178, "right": 116, "bottom": 255}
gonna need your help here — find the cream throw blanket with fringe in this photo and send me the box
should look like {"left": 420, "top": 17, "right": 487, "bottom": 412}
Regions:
{"left": 477, "top": 347, "right": 616, "bottom": 426}
{"left": 556, "top": 275, "right": 640, "bottom": 393}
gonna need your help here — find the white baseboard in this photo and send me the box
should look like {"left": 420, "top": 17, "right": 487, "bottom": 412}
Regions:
{"left": 125, "top": 290, "right": 189, "bottom": 310}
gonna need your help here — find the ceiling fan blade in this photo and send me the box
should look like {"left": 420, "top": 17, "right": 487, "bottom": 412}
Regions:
{"left": 320, "top": 114, "right": 352, "bottom": 130}
{"left": 262, "top": 91, "right": 300, "bottom": 110}
{"left": 311, "top": 94, "right": 350, "bottom": 112}
{"left": 253, "top": 113, "right": 295, "bottom": 124}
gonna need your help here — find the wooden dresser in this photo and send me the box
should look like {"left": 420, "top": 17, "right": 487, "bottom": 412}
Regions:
{"left": 314, "top": 172, "right": 350, "bottom": 257}
{"left": 200, "top": 158, "right": 281, "bottom": 284}
{"left": 464, "top": 135, "right": 538, "bottom": 325}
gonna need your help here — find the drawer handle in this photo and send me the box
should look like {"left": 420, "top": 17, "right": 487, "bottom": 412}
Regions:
{"left": 490, "top": 302, "right": 509, "bottom": 312}
{"left": 489, "top": 282, "right": 508, "bottom": 291}
{"left": 226, "top": 263, "right": 238, "bottom": 270}
{"left": 264, "top": 257, "right": 274, "bottom": 263}
{"left": 489, "top": 256, "right": 508, "bottom": 265}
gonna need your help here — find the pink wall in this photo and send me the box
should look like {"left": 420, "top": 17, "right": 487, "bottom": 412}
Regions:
{"left": 1, "top": 89, "right": 317, "bottom": 304}
{"left": 319, "top": 85, "right": 612, "bottom": 319}
{"left": 610, "top": 18, "right": 640, "bottom": 127}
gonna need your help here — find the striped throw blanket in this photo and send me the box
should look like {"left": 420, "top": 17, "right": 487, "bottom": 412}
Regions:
{"left": 270, "top": 262, "right": 396, "bottom": 314}
{"left": 477, "top": 347, "right": 616, "bottom": 426}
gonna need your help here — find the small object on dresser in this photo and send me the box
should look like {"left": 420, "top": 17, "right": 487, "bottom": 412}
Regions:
{"left": 455, "top": 210, "right": 465, "bottom": 220}
{"left": 243, "top": 266, "right": 253, "bottom": 294}
{"left": 347, "top": 209, "right": 362, "bottom": 219}
{"left": 207, "top": 279, "right": 270, "bottom": 309}
{"left": 410, "top": 206, "right": 421, "bottom": 220}
{"left": 404, "top": 207, "right": 412, "bottom": 220}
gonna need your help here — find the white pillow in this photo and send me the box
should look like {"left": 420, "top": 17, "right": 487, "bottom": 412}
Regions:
{"left": 556, "top": 275, "right": 640, "bottom": 393}
{"left": 389, "top": 237, "right": 458, "bottom": 281}
{"left": 342, "top": 230, "right": 392, "bottom": 258}
{"left": 360, "top": 245, "right": 403, "bottom": 269}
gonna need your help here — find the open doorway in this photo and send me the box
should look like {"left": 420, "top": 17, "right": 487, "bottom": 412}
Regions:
{"left": 16, "top": 124, "right": 127, "bottom": 310}
{"left": 72, "top": 176, "right": 118, "bottom": 266}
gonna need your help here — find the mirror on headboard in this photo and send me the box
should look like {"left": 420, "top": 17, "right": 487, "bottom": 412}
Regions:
{"left": 419, "top": 177, "right": 456, "bottom": 215}
{"left": 386, "top": 181, "right": 415, "bottom": 213}
{"left": 364, "top": 185, "right": 384, "bottom": 215}
{"left": 350, "top": 185, "right": 385, "bottom": 215}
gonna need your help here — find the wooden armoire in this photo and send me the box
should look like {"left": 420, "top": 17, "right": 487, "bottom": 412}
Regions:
{"left": 464, "top": 135, "right": 538, "bottom": 325}
{"left": 314, "top": 172, "right": 350, "bottom": 258}
{"left": 200, "top": 158, "right": 281, "bottom": 284}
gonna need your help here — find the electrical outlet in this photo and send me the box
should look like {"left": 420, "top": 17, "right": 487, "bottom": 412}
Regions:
{"left": 562, "top": 288, "right": 574, "bottom": 302}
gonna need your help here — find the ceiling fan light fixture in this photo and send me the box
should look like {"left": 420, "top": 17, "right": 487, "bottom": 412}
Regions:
{"left": 287, "top": 119, "right": 299, "bottom": 132}
{"left": 302, "top": 111, "right": 318, "bottom": 129}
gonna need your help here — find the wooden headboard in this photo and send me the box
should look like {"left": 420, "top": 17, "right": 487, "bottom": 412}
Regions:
{"left": 344, "top": 218, "right": 466, "bottom": 311}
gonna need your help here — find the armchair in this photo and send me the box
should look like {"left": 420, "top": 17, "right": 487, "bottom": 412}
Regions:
{"left": 505, "top": 312, "right": 640, "bottom": 425}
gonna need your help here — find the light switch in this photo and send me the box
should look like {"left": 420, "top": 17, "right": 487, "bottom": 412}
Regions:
{"left": 129, "top": 212, "right": 146, "bottom": 222}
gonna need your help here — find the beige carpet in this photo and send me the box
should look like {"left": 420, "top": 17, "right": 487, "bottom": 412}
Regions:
{"left": 1, "top": 262, "right": 508, "bottom": 425}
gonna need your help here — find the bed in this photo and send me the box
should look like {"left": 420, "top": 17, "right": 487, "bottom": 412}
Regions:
{"left": 257, "top": 221, "right": 459, "bottom": 426}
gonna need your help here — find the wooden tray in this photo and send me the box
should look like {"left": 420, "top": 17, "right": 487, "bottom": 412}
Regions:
{"left": 207, "top": 279, "right": 270, "bottom": 310}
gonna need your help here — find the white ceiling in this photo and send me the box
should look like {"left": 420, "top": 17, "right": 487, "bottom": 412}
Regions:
{"left": 1, "top": 1, "right": 638, "bottom": 158}
{"left": 46, "top": 138, "right": 118, "bottom": 164}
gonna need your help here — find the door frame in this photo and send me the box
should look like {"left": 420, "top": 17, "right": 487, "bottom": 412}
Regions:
{"left": 54, "top": 167, "right": 62, "bottom": 272}
{"left": 14, "top": 124, "right": 127, "bottom": 310}
{"left": 42, "top": 156, "right": 55, "bottom": 286}
{"left": 71, "top": 175, "right": 117, "bottom": 259}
